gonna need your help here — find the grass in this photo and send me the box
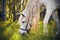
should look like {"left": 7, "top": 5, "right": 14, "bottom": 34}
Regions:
{"left": 0, "top": 20, "right": 60, "bottom": 40}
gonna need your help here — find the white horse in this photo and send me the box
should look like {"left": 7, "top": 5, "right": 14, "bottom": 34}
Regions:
{"left": 18, "top": 0, "right": 60, "bottom": 35}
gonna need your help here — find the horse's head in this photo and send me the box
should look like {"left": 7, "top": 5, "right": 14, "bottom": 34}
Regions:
{"left": 18, "top": 10, "right": 32, "bottom": 35}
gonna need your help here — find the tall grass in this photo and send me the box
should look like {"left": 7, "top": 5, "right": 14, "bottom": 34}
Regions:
{"left": 0, "top": 20, "right": 58, "bottom": 40}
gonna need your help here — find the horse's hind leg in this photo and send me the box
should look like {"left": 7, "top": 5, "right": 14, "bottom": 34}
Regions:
{"left": 52, "top": 10, "right": 60, "bottom": 34}
{"left": 58, "top": 8, "right": 60, "bottom": 21}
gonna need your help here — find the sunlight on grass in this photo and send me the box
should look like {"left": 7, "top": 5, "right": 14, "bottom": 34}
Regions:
{"left": 9, "top": 32, "right": 22, "bottom": 40}
{"left": 0, "top": 20, "right": 57, "bottom": 40}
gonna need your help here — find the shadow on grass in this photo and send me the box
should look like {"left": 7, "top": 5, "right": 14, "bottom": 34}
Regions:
{"left": 0, "top": 22, "right": 13, "bottom": 40}
{"left": 0, "top": 21, "right": 19, "bottom": 40}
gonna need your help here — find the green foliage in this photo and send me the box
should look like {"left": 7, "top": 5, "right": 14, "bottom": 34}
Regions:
{"left": 0, "top": 20, "right": 57, "bottom": 40}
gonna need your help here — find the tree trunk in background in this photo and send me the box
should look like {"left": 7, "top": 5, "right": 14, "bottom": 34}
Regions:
{"left": 8, "top": 0, "right": 14, "bottom": 22}
{"left": 2, "top": 0, "right": 6, "bottom": 21}
{"left": 12, "top": 0, "right": 16, "bottom": 21}
{"left": 21, "top": 0, "right": 24, "bottom": 11}
{"left": 17, "top": 0, "right": 21, "bottom": 13}
{"left": 0, "top": 0, "right": 3, "bottom": 21}
{"left": 9, "top": 0, "right": 12, "bottom": 21}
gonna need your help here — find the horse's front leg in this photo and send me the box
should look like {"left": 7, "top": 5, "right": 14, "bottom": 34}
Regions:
{"left": 43, "top": 6, "right": 54, "bottom": 33}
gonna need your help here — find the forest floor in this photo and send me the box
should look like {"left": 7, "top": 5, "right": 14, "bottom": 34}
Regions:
{"left": 0, "top": 20, "right": 60, "bottom": 40}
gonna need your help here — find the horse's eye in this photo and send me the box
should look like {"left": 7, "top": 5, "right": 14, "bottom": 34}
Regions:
{"left": 22, "top": 21, "right": 25, "bottom": 23}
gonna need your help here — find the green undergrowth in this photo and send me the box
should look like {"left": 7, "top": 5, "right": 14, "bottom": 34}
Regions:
{"left": 0, "top": 20, "right": 58, "bottom": 40}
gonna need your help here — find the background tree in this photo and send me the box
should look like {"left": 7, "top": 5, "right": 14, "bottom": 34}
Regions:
{"left": 5, "top": 0, "right": 9, "bottom": 20}
{"left": 0, "top": 0, "right": 3, "bottom": 21}
{"left": 0, "top": 0, "right": 28, "bottom": 21}
{"left": 2, "top": 0, "right": 6, "bottom": 21}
